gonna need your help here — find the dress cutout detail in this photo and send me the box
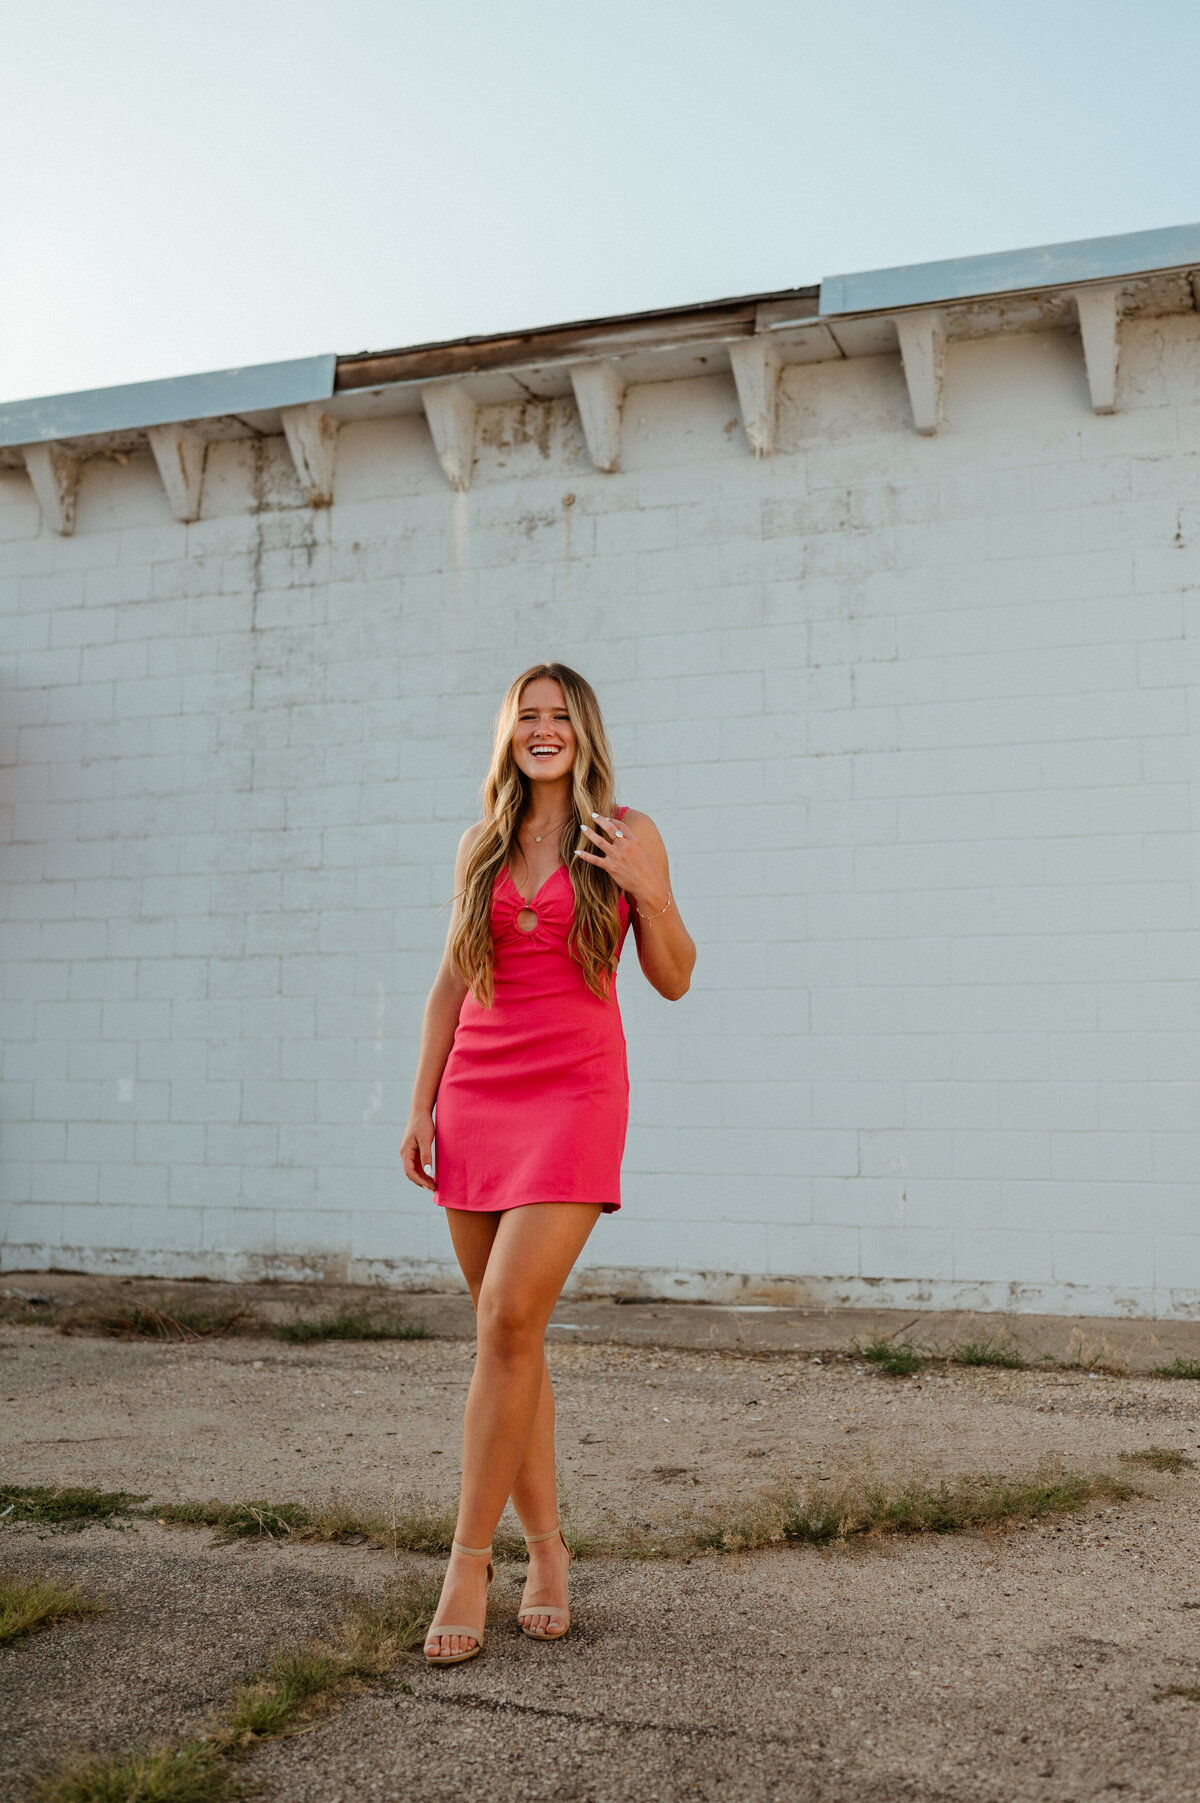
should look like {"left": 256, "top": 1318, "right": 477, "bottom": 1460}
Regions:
{"left": 433, "top": 808, "right": 632, "bottom": 1213}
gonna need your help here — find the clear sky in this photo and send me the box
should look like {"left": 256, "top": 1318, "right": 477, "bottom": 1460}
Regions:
{"left": 2, "top": 0, "right": 1198, "bottom": 404}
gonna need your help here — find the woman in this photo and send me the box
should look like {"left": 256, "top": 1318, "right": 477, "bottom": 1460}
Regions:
{"left": 399, "top": 662, "right": 695, "bottom": 1665}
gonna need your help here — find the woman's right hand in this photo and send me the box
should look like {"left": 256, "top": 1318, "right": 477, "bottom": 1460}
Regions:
{"left": 400, "top": 1110, "right": 437, "bottom": 1191}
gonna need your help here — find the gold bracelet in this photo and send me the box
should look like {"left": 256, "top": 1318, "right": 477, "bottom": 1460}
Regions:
{"left": 635, "top": 891, "right": 673, "bottom": 921}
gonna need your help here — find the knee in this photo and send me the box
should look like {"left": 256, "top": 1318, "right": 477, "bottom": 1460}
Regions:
{"left": 477, "top": 1294, "right": 544, "bottom": 1363}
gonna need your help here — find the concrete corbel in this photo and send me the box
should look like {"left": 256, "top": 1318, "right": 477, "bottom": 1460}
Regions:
{"left": 280, "top": 403, "right": 338, "bottom": 505}
{"left": 569, "top": 360, "right": 625, "bottom": 472}
{"left": 1073, "top": 284, "right": 1121, "bottom": 414}
{"left": 728, "top": 338, "right": 780, "bottom": 457}
{"left": 421, "top": 382, "right": 477, "bottom": 491}
{"left": 147, "top": 424, "right": 206, "bottom": 522}
{"left": 23, "top": 442, "right": 81, "bottom": 536}
{"left": 895, "top": 310, "right": 946, "bottom": 436}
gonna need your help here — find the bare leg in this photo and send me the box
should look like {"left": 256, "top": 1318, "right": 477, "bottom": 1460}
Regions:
{"left": 426, "top": 1204, "right": 600, "bottom": 1657}
{"left": 440, "top": 1213, "right": 559, "bottom": 1531}
{"left": 509, "top": 1357, "right": 558, "bottom": 1529}
{"left": 508, "top": 1358, "right": 570, "bottom": 1636}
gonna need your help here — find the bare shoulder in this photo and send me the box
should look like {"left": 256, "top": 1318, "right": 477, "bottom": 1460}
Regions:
{"left": 619, "top": 808, "right": 667, "bottom": 850}
{"left": 453, "top": 819, "right": 487, "bottom": 881}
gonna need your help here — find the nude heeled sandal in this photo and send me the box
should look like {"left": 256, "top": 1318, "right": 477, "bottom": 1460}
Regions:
{"left": 424, "top": 1540, "right": 495, "bottom": 1666}
{"left": 517, "top": 1525, "right": 572, "bottom": 1641}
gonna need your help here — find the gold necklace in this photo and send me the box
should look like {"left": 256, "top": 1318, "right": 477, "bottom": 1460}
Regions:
{"left": 522, "top": 814, "right": 570, "bottom": 845}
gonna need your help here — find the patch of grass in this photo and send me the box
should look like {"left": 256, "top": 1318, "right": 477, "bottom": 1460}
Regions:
{"left": 150, "top": 1497, "right": 371, "bottom": 1548}
{"left": 63, "top": 1304, "right": 248, "bottom": 1342}
{"left": 136, "top": 1462, "right": 1136, "bottom": 1562}
{"left": 682, "top": 1468, "right": 1134, "bottom": 1553}
{"left": 853, "top": 1335, "right": 924, "bottom": 1377}
{"left": 1042, "top": 1355, "right": 1126, "bottom": 1376}
{"left": 224, "top": 1573, "right": 439, "bottom": 1740}
{"left": 1151, "top": 1358, "right": 1200, "bottom": 1381}
{"left": 1119, "top": 1446, "right": 1196, "bottom": 1475}
{"left": 224, "top": 1645, "right": 342, "bottom": 1739}
{"left": 0, "top": 1288, "right": 62, "bottom": 1330}
{"left": 27, "top": 1571, "right": 440, "bottom": 1803}
{"left": 946, "top": 1337, "right": 1025, "bottom": 1369}
{"left": 0, "top": 1570, "right": 109, "bottom": 1645}
{"left": 149, "top": 1500, "right": 315, "bottom": 1543}
{"left": 271, "top": 1309, "right": 429, "bottom": 1344}
{"left": 859, "top": 1471, "right": 1131, "bottom": 1535}
{"left": 145, "top": 1492, "right": 526, "bottom": 1561}
{"left": 0, "top": 1483, "right": 146, "bottom": 1530}
{"left": 28, "top": 1740, "right": 236, "bottom": 1803}
{"left": 8, "top": 1455, "right": 1138, "bottom": 1572}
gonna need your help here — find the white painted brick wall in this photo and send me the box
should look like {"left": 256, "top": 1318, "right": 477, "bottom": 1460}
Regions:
{"left": 2, "top": 317, "right": 1198, "bottom": 1315}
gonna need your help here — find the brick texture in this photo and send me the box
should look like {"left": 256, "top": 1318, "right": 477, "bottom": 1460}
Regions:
{"left": 1, "top": 318, "right": 1198, "bottom": 1315}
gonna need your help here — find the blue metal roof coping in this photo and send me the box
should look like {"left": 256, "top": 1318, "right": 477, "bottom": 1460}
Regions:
{"left": 2, "top": 226, "right": 1199, "bottom": 450}
{"left": 0, "top": 354, "right": 336, "bottom": 451}
{"left": 820, "top": 223, "right": 1200, "bottom": 318}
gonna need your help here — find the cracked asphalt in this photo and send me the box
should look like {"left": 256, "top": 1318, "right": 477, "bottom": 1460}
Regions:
{"left": 3, "top": 1282, "right": 1200, "bottom": 1801}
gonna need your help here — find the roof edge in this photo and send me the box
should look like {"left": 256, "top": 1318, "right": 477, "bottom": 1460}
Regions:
{"left": 0, "top": 354, "right": 336, "bottom": 452}
{"left": 821, "top": 222, "right": 1200, "bottom": 317}
{"left": 3, "top": 223, "right": 1199, "bottom": 450}
{"left": 333, "top": 286, "right": 820, "bottom": 390}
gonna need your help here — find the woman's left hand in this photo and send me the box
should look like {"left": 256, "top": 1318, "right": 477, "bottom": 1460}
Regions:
{"left": 575, "top": 813, "right": 668, "bottom": 910}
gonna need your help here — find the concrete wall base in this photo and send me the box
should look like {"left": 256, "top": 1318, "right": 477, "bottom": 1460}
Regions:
{"left": 3, "top": 1241, "right": 1196, "bottom": 1323}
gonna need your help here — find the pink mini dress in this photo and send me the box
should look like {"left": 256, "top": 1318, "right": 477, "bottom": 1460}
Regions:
{"left": 433, "top": 808, "right": 633, "bottom": 1214}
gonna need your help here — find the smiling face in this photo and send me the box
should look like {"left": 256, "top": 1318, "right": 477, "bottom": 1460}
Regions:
{"left": 511, "top": 676, "right": 577, "bottom": 790}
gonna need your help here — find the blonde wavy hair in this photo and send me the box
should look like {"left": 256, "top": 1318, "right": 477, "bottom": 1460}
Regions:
{"left": 451, "top": 663, "right": 622, "bottom": 1006}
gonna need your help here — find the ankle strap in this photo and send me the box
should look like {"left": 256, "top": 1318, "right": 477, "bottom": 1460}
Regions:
{"left": 451, "top": 1538, "right": 493, "bottom": 1557}
{"left": 523, "top": 1525, "right": 562, "bottom": 1546}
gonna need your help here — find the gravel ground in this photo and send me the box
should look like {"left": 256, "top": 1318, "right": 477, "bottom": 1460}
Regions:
{"left": 4, "top": 1294, "right": 1200, "bottom": 1801}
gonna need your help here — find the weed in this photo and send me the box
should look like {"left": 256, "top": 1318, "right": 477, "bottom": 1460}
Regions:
{"left": 225, "top": 1646, "right": 342, "bottom": 1739}
{"left": 148, "top": 1493, "right": 526, "bottom": 1560}
{"left": 150, "top": 1501, "right": 314, "bottom": 1543}
{"left": 0, "top": 1484, "right": 146, "bottom": 1530}
{"left": 947, "top": 1338, "right": 1025, "bottom": 1369}
{"left": 26, "top": 1571, "right": 440, "bottom": 1803}
{"left": 271, "top": 1310, "right": 429, "bottom": 1345}
{"left": 336, "top": 1572, "right": 441, "bottom": 1669}
{"left": 27, "top": 1741, "right": 235, "bottom": 1803}
{"left": 854, "top": 1335, "right": 923, "bottom": 1377}
{"left": 223, "top": 1572, "right": 440, "bottom": 1741}
{"left": 140, "top": 1461, "right": 1136, "bottom": 1561}
{"left": 0, "top": 1570, "right": 109, "bottom": 1645}
{"left": 1043, "top": 1355, "right": 1126, "bottom": 1377}
{"left": 7, "top": 1455, "right": 1138, "bottom": 1570}
{"left": 61, "top": 1305, "right": 248, "bottom": 1342}
{"left": 861, "top": 1471, "right": 1130, "bottom": 1533}
{"left": 0, "top": 1288, "right": 62, "bottom": 1330}
{"left": 1061, "top": 1330, "right": 1126, "bottom": 1376}
{"left": 682, "top": 1468, "right": 1133, "bottom": 1553}
{"left": 1119, "top": 1447, "right": 1196, "bottom": 1475}
{"left": 1151, "top": 1358, "right": 1200, "bottom": 1381}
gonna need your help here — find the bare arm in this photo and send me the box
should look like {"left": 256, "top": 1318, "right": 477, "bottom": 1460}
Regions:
{"left": 576, "top": 809, "right": 695, "bottom": 1001}
{"left": 399, "top": 824, "right": 481, "bottom": 1191}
